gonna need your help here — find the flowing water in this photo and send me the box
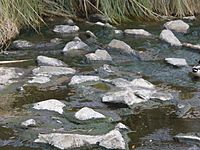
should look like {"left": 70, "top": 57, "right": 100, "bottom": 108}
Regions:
{"left": 0, "top": 18, "right": 200, "bottom": 149}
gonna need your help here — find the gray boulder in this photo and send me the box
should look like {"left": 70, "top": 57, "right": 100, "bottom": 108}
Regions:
{"left": 32, "top": 66, "right": 76, "bottom": 77}
{"left": 37, "top": 56, "right": 67, "bottom": 67}
{"left": 34, "top": 129, "right": 125, "bottom": 149}
{"left": 85, "top": 49, "right": 112, "bottom": 62}
{"left": 21, "top": 119, "right": 36, "bottom": 127}
{"left": 165, "top": 58, "right": 188, "bottom": 67}
{"left": 160, "top": 30, "right": 182, "bottom": 46}
{"left": 12, "top": 40, "right": 34, "bottom": 49}
{"left": 75, "top": 107, "right": 106, "bottom": 120}
{"left": 124, "top": 29, "right": 152, "bottom": 38}
{"left": 164, "top": 20, "right": 189, "bottom": 33}
{"left": 33, "top": 99, "right": 66, "bottom": 114}
{"left": 69, "top": 75, "right": 100, "bottom": 85}
{"left": 53, "top": 25, "right": 79, "bottom": 34}
{"left": 108, "top": 39, "right": 137, "bottom": 55}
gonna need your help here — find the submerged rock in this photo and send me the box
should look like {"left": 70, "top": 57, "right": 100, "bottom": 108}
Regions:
{"left": 85, "top": 49, "right": 112, "bottom": 62}
{"left": 33, "top": 99, "right": 66, "bottom": 114}
{"left": 37, "top": 56, "right": 67, "bottom": 67}
{"left": 108, "top": 39, "right": 137, "bottom": 55}
{"left": 124, "top": 29, "right": 152, "bottom": 38}
{"left": 12, "top": 40, "right": 34, "bottom": 49}
{"left": 69, "top": 75, "right": 100, "bottom": 85}
{"left": 21, "top": 119, "right": 36, "bottom": 127}
{"left": 53, "top": 25, "right": 79, "bottom": 34}
{"left": 32, "top": 66, "right": 76, "bottom": 77}
{"left": 160, "top": 29, "right": 182, "bottom": 46}
{"left": 35, "top": 129, "right": 125, "bottom": 149}
{"left": 75, "top": 107, "right": 106, "bottom": 120}
{"left": 164, "top": 20, "right": 189, "bottom": 33}
{"left": 165, "top": 58, "right": 188, "bottom": 67}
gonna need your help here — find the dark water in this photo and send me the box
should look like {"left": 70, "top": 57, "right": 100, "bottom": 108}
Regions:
{"left": 1, "top": 18, "right": 200, "bottom": 149}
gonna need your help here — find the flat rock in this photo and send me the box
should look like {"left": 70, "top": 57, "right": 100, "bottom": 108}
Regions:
{"left": 111, "top": 78, "right": 133, "bottom": 88}
{"left": 108, "top": 39, "right": 137, "bottom": 55}
{"left": 28, "top": 76, "right": 50, "bottom": 84}
{"left": 12, "top": 40, "right": 34, "bottom": 49}
{"left": 174, "top": 133, "right": 200, "bottom": 145}
{"left": 124, "top": 29, "right": 152, "bottom": 37}
{"left": 85, "top": 49, "right": 112, "bottom": 62}
{"left": 131, "top": 78, "right": 155, "bottom": 89}
{"left": 164, "top": 20, "right": 189, "bottom": 33}
{"left": 33, "top": 99, "right": 66, "bottom": 114}
{"left": 183, "top": 43, "right": 200, "bottom": 50}
{"left": 34, "top": 129, "right": 125, "bottom": 149}
{"left": 75, "top": 107, "right": 106, "bottom": 120}
{"left": 160, "top": 29, "right": 182, "bottom": 46}
{"left": 21, "top": 119, "right": 36, "bottom": 127}
{"left": 32, "top": 66, "right": 75, "bottom": 77}
{"left": 69, "top": 75, "right": 100, "bottom": 85}
{"left": 165, "top": 58, "right": 188, "bottom": 67}
{"left": 53, "top": 25, "right": 79, "bottom": 34}
{"left": 97, "top": 64, "right": 115, "bottom": 77}
{"left": 37, "top": 56, "right": 67, "bottom": 67}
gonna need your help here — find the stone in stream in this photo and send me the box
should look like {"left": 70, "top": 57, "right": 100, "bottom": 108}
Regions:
{"left": 34, "top": 129, "right": 125, "bottom": 149}
{"left": 124, "top": 29, "right": 153, "bottom": 38}
{"left": 33, "top": 99, "right": 66, "bottom": 114}
{"left": 174, "top": 133, "right": 200, "bottom": 145}
{"left": 183, "top": 43, "right": 200, "bottom": 50}
{"left": 32, "top": 66, "right": 76, "bottom": 77}
{"left": 176, "top": 103, "right": 192, "bottom": 118}
{"left": 89, "top": 13, "right": 110, "bottom": 23}
{"left": 115, "top": 123, "right": 129, "bottom": 131}
{"left": 28, "top": 76, "right": 51, "bottom": 84}
{"left": 111, "top": 78, "right": 133, "bottom": 88}
{"left": 183, "top": 16, "right": 196, "bottom": 21}
{"left": 21, "top": 119, "right": 37, "bottom": 127}
{"left": 37, "top": 56, "right": 67, "bottom": 67}
{"left": 95, "top": 22, "right": 115, "bottom": 29}
{"left": 85, "top": 49, "right": 112, "bottom": 63}
{"left": 160, "top": 29, "right": 182, "bottom": 46}
{"left": 165, "top": 58, "right": 188, "bottom": 67}
{"left": 97, "top": 64, "right": 115, "bottom": 77}
{"left": 85, "top": 30, "right": 97, "bottom": 39}
{"left": 107, "top": 39, "right": 138, "bottom": 56}
{"left": 75, "top": 107, "right": 106, "bottom": 120}
{"left": 12, "top": 40, "right": 34, "bottom": 49}
{"left": 131, "top": 78, "right": 155, "bottom": 89}
{"left": 164, "top": 20, "right": 189, "bottom": 33}
{"left": 114, "top": 30, "right": 123, "bottom": 36}
{"left": 53, "top": 25, "right": 79, "bottom": 34}
{"left": 69, "top": 75, "right": 100, "bottom": 85}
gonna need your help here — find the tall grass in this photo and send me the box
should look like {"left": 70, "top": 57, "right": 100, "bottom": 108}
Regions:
{"left": 1, "top": 0, "right": 200, "bottom": 46}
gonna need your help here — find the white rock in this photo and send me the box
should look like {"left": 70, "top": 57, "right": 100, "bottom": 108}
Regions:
{"left": 12, "top": 40, "right": 34, "bottom": 49}
{"left": 53, "top": 25, "right": 79, "bottom": 34}
{"left": 32, "top": 66, "right": 76, "bottom": 77}
{"left": 37, "top": 56, "right": 67, "bottom": 67}
{"left": 111, "top": 78, "right": 133, "bottom": 88}
{"left": 160, "top": 29, "right": 182, "bottom": 46}
{"left": 69, "top": 75, "right": 100, "bottom": 85}
{"left": 28, "top": 76, "right": 50, "bottom": 84}
{"left": 131, "top": 78, "right": 155, "bottom": 89}
{"left": 85, "top": 49, "right": 112, "bottom": 62}
{"left": 115, "top": 123, "right": 129, "bottom": 130}
{"left": 33, "top": 99, "right": 66, "bottom": 114}
{"left": 183, "top": 16, "right": 196, "bottom": 21}
{"left": 21, "top": 119, "right": 36, "bottom": 127}
{"left": 124, "top": 29, "right": 152, "bottom": 37}
{"left": 34, "top": 129, "right": 125, "bottom": 149}
{"left": 114, "top": 30, "right": 123, "bottom": 35}
{"left": 164, "top": 20, "right": 189, "bottom": 33}
{"left": 75, "top": 107, "right": 106, "bottom": 120}
{"left": 63, "top": 40, "right": 89, "bottom": 53}
{"left": 165, "top": 58, "right": 188, "bottom": 67}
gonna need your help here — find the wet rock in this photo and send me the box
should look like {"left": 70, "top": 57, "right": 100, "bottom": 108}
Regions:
{"left": 174, "top": 133, "right": 200, "bottom": 145}
{"left": 0, "top": 67, "right": 24, "bottom": 87}
{"left": 62, "top": 38, "right": 90, "bottom": 54}
{"left": 160, "top": 29, "right": 182, "bottom": 46}
{"left": 111, "top": 78, "right": 133, "bottom": 88}
{"left": 75, "top": 107, "right": 106, "bottom": 120}
{"left": 164, "top": 20, "right": 189, "bottom": 33}
{"left": 131, "top": 78, "right": 155, "bottom": 89}
{"left": 33, "top": 99, "right": 66, "bottom": 114}
{"left": 28, "top": 76, "right": 50, "bottom": 84}
{"left": 108, "top": 39, "right": 137, "bottom": 55}
{"left": 183, "top": 43, "right": 200, "bottom": 50}
{"left": 37, "top": 56, "right": 67, "bottom": 67}
{"left": 12, "top": 40, "right": 34, "bottom": 49}
{"left": 176, "top": 103, "right": 192, "bottom": 118}
{"left": 50, "top": 38, "right": 62, "bottom": 44}
{"left": 165, "top": 58, "right": 188, "bottom": 67}
{"left": 85, "top": 30, "right": 97, "bottom": 39}
{"left": 69, "top": 75, "right": 100, "bottom": 85}
{"left": 102, "top": 89, "right": 147, "bottom": 106}
{"left": 95, "top": 22, "right": 115, "bottom": 29}
{"left": 124, "top": 29, "right": 152, "bottom": 38}
{"left": 89, "top": 14, "right": 109, "bottom": 23}
{"left": 97, "top": 64, "right": 115, "bottom": 77}
{"left": 53, "top": 25, "right": 79, "bottom": 34}
{"left": 150, "top": 92, "right": 173, "bottom": 102}
{"left": 21, "top": 119, "right": 36, "bottom": 127}
{"left": 85, "top": 49, "right": 112, "bottom": 62}
{"left": 183, "top": 16, "right": 196, "bottom": 21}
{"left": 35, "top": 129, "right": 125, "bottom": 149}
{"left": 32, "top": 66, "right": 76, "bottom": 77}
